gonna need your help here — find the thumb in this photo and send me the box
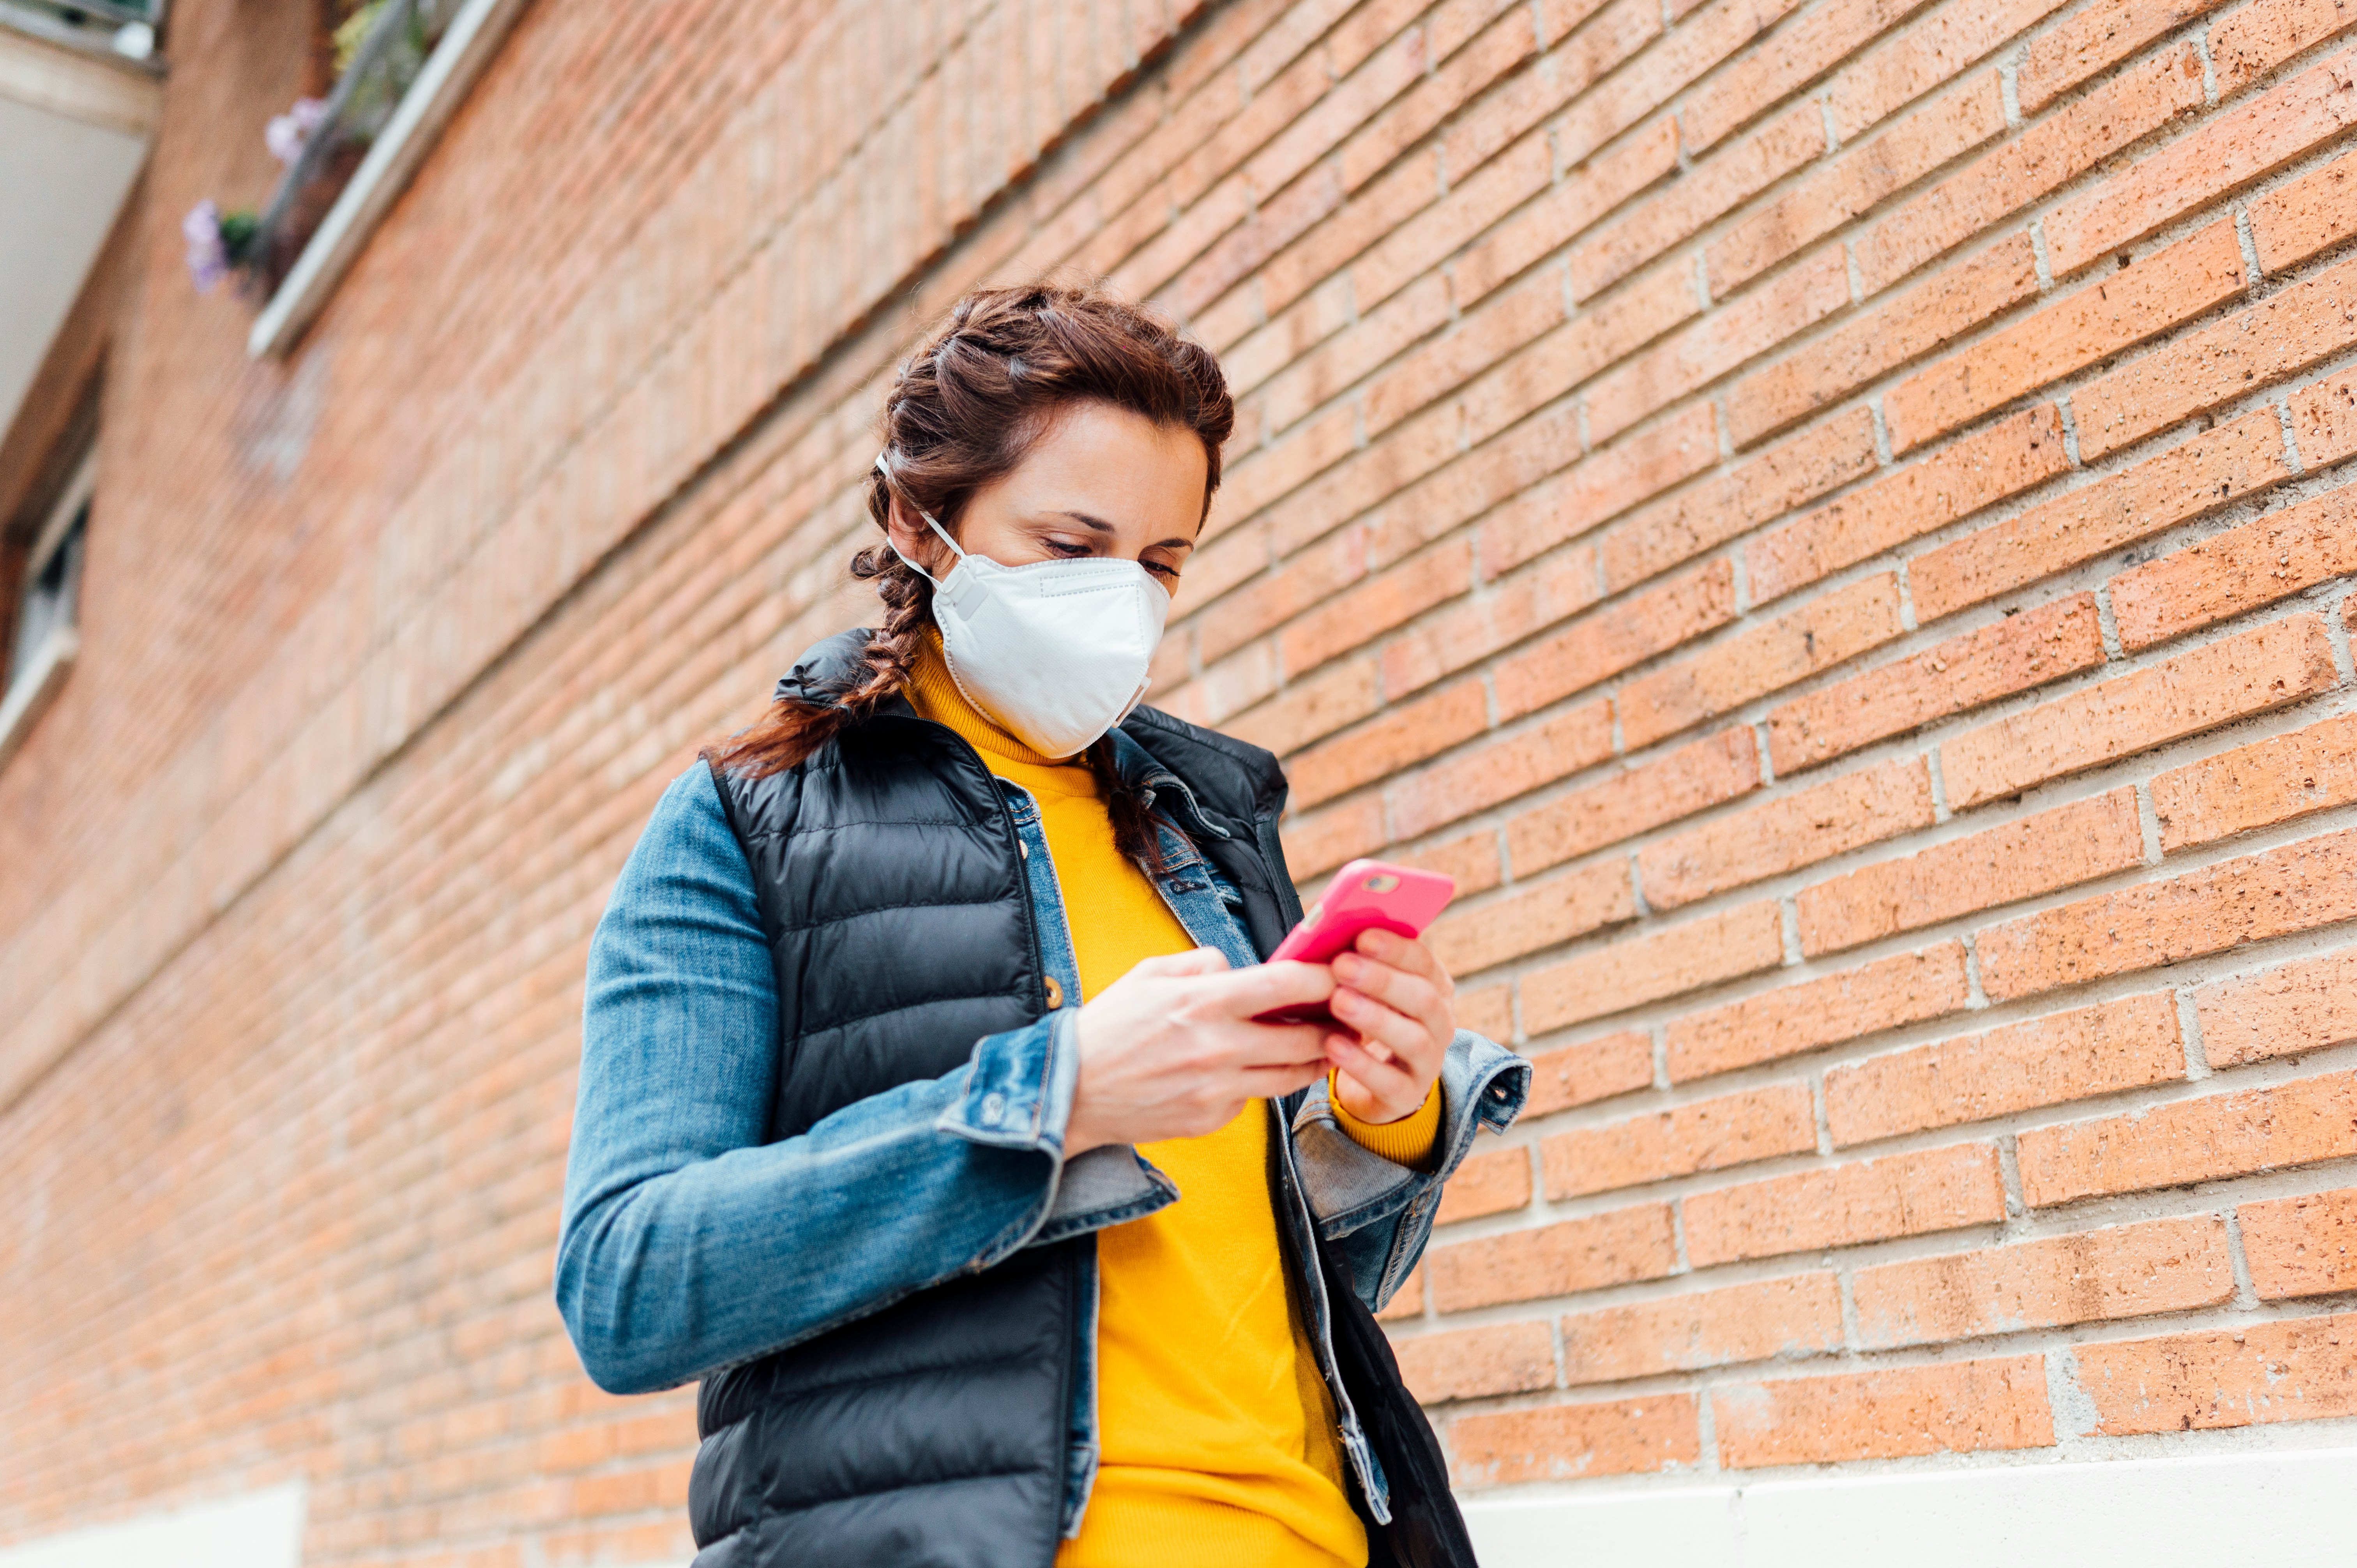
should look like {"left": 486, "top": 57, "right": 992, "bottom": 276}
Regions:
{"left": 1128, "top": 946, "right": 1233, "bottom": 979}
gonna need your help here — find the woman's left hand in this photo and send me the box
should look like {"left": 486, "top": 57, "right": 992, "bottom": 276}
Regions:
{"left": 1324, "top": 927, "right": 1456, "bottom": 1125}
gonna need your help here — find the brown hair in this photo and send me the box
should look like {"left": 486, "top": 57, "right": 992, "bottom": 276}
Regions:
{"left": 705, "top": 279, "right": 1236, "bottom": 861}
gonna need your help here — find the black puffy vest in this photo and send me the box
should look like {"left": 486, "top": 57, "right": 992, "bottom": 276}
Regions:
{"left": 690, "top": 630, "right": 1476, "bottom": 1568}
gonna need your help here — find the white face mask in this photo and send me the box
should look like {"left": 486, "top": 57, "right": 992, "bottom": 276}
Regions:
{"left": 879, "top": 457, "right": 1173, "bottom": 759}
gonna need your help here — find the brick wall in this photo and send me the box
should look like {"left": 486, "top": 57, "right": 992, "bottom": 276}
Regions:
{"left": 7, "top": 0, "right": 2357, "bottom": 1554}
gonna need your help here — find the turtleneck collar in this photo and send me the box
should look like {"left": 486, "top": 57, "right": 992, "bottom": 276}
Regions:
{"left": 904, "top": 629, "right": 1098, "bottom": 781}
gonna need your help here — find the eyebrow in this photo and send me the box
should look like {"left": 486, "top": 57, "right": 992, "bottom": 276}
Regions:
{"left": 1055, "top": 510, "right": 1197, "bottom": 551}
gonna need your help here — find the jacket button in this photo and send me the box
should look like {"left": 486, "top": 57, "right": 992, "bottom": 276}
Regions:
{"left": 981, "top": 1093, "right": 1007, "bottom": 1125}
{"left": 1044, "top": 976, "right": 1065, "bottom": 1009}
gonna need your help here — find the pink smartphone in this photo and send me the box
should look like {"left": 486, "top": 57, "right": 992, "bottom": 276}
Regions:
{"left": 1254, "top": 858, "right": 1457, "bottom": 1025}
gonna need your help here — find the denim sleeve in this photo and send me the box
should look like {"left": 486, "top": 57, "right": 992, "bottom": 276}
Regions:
{"left": 555, "top": 765, "right": 1151, "bottom": 1396}
{"left": 1289, "top": 1030, "right": 1530, "bottom": 1312}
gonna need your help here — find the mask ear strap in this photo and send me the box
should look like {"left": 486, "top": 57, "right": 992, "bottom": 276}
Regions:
{"left": 875, "top": 454, "right": 965, "bottom": 585}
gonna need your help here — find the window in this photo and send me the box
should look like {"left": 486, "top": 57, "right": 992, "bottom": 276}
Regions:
{"left": 242, "top": 0, "right": 530, "bottom": 356}
{"left": 0, "top": 446, "right": 92, "bottom": 770}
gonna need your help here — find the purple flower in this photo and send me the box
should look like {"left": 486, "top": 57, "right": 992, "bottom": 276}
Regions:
{"left": 182, "top": 200, "right": 227, "bottom": 293}
{"left": 265, "top": 97, "right": 329, "bottom": 164}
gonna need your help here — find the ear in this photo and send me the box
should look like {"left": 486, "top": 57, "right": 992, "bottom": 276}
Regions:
{"left": 881, "top": 488, "right": 952, "bottom": 579}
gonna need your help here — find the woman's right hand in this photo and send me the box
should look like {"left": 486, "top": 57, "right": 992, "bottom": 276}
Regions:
{"left": 1064, "top": 948, "right": 1341, "bottom": 1155}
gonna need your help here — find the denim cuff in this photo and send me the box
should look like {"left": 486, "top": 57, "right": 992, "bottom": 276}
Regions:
{"left": 1293, "top": 1030, "right": 1531, "bottom": 1238}
{"left": 935, "top": 1008, "right": 1080, "bottom": 1152}
{"left": 935, "top": 1008, "right": 1179, "bottom": 1245}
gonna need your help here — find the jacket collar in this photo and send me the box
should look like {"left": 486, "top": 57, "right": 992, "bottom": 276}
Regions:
{"left": 771, "top": 627, "right": 1286, "bottom": 828}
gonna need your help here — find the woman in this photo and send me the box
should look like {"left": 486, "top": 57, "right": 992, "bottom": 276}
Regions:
{"left": 556, "top": 281, "right": 1528, "bottom": 1568}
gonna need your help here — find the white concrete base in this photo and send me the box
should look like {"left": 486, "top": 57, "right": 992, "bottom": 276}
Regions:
{"left": 0, "top": 1484, "right": 303, "bottom": 1568}
{"left": 1463, "top": 1450, "right": 2357, "bottom": 1567}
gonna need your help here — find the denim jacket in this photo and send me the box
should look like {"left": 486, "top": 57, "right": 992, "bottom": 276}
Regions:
{"left": 557, "top": 740, "right": 1529, "bottom": 1535}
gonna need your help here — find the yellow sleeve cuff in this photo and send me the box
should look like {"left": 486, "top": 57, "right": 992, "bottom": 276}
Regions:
{"left": 1330, "top": 1073, "right": 1444, "bottom": 1170}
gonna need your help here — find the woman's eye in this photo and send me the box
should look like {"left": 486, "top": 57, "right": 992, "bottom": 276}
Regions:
{"left": 1144, "top": 560, "right": 1181, "bottom": 581}
{"left": 1045, "top": 540, "right": 1092, "bottom": 558}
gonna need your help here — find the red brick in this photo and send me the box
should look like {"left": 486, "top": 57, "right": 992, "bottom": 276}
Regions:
{"left": 1391, "top": 1320, "right": 1558, "bottom": 1403}
{"left": 1910, "top": 407, "right": 2294, "bottom": 621}
{"left": 1619, "top": 574, "right": 1906, "bottom": 749}
{"left": 1822, "top": 0, "right": 2076, "bottom": 141}
{"left": 2156, "top": 709, "right": 2357, "bottom": 853}
{"left": 1704, "top": 74, "right": 2009, "bottom": 297}
{"left": 1428, "top": 859, "right": 1637, "bottom": 976}
{"left": 1454, "top": 0, "right": 1664, "bottom": 174}
{"left": 1884, "top": 220, "right": 2247, "bottom": 454}
{"left": 2193, "top": 944, "right": 2357, "bottom": 1066}
{"left": 1716, "top": 1356, "right": 2053, "bottom": 1466}
{"left": 1492, "top": 560, "right": 1736, "bottom": 721}
{"left": 1278, "top": 537, "right": 1476, "bottom": 678}
{"left": 1728, "top": 235, "right": 2042, "bottom": 449}
{"left": 2074, "top": 1310, "right": 2357, "bottom": 1433}
{"left": 2213, "top": 0, "right": 2357, "bottom": 100}
{"left": 1542, "top": 1083, "right": 1816, "bottom": 1198}
{"left": 1640, "top": 756, "right": 1935, "bottom": 912}
{"left": 1380, "top": 548, "right": 1599, "bottom": 701}
{"left": 1765, "top": 594, "right": 2109, "bottom": 774}
{"left": 1403, "top": 828, "right": 1505, "bottom": 897}
{"left": 1243, "top": 272, "right": 1437, "bottom": 425}
{"left": 1560, "top": 1274, "right": 1843, "bottom": 1384}
{"left": 1474, "top": 402, "right": 1720, "bottom": 579}
{"left": 1980, "top": 825, "right": 2357, "bottom": 1001}
{"left": 2020, "top": 1069, "right": 2357, "bottom": 1205}
{"left": 2073, "top": 253, "right": 2357, "bottom": 461}
{"left": 1521, "top": 1030, "right": 1657, "bottom": 1116}
{"left": 1338, "top": 2, "right": 1546, "bottom": 207}
{"left": 1288, "top": 679, "right": 1492, "bottom": 810}
{"left": 1683, "top": 1142, "right": 2005, "bottom": 1264}
{"left": 1458, "top": 980, "right": 1516, "bottom": 1041}
{"left": 1549, "top": 0, "right": 1805, "bottom": 165}
{"left": 2292, "top": 366, "right": 2357, "bottom": 464}
{"left": 1826, "top": 991, "right": 2185, "bottom": 1145}
{"left": 1436, "top": 1144, "right": 1535, "bottom": 1225}
{"left": 1942, "top": 614, "right": 2339, "bottom": 809}
{"left": 1429, "top": 1204, "right": 1679, "bottom": 1310}
{"left": 1583, "top": 246, "right": 1853, "bottom": 446}
{"left": 1795, "top": 787, "right": 2146, "bottom": 955}
{"left": 1667, "top": 941, "right": 1972, "bottom": 1081}
{"left": 2044, "top": 44, "right": 2357, "bottom": 276}
{"left": 2249, "top": 144, "right": 2357, "bottom": 272}
{"left": 1853, "top": 1218, "right": 2233, "bottom": 1349}
{"left": 1449, "top": 1395, "right": 1701, "bottom": 1484}
{"left": 1599, "top": 410, "right": 1878, "bottom": 593}
{"left": 2111, "top": 484, "right": 2357, "bottom": 649}
{"left": 1571, "top": 101, "right": 1825, "bottom": 302}
{"left": 1363, "top": 278, "right": 1569, "bottom": 440}
{"left": 1521, "top": 899, "right": 1787, "bottom": 1033}
{"left": 1746, "top": 406, "right": 2068, "bottom": 607}
{"left": 1859, "top": 44, "right": 2207, "bottom": 291}
{"left": 1448, "top": 119, "right": 1681, "bottom": 309}
{"left": 1216, "top": 403, "right": 1364, "bottom": 535}
{"left": 1386, "top": 700, "right": 1617, "bottom": 839}
{"left": 1198, "top": 526, "right": 1375, "bottom": 667}
{"left": 1507, "top": 727, "right": 1760, "bottom": 878}
{"left": 1225, "top": 656, "right": 1382, "bottom": 756}
{"left": 1282, "top": 796, "right": 1388, "bottom": 879}
{"left": 1679, "top": 0, "right": 1929, "bottom": 154}
{"left": 2240, "top": 1187, "right": 2357, "bottom": 1298}
{"left": 2016, "top": 0, "right": 2228, "bottom": 111}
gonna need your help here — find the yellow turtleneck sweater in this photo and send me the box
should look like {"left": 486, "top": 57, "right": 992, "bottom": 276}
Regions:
{"left": 903, "top": 640, "right": 1437, "bottom": 1568}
